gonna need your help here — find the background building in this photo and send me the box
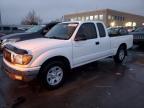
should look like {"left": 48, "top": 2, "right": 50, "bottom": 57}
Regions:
{"left": 64, "top": 9, "right": 144, "bottom": 27}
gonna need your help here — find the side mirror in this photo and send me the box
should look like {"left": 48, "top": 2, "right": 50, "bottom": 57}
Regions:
{"left": 75, "top": 34, "right": 87, "bottom": 41}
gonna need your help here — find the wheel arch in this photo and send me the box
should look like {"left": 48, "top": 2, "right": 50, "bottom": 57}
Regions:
{"left": 40, "top": 56, "right": 71, "bottom": 72}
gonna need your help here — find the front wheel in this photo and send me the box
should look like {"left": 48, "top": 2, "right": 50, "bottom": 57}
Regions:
{"left": 114, "top": 46, "right": 126, "bottom": 63}
{"left": 40, "top": 61, "right": 66, "bottom": 89}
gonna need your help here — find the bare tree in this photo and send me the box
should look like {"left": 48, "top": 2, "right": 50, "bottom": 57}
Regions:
{"left": 21, "top": 10, "right": 42, "bottom": 25}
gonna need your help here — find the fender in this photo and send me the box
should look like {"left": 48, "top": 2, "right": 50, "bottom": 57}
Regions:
{"left": 30, "top": 47, "right": 73, "bottom": 68}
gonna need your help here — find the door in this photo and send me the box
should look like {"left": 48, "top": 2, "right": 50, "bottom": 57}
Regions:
{"left": 72, "top": 23, "right": 100, "bottom": 67}
{"left": 97, "top": 23, "right": 111, "bottom": 57}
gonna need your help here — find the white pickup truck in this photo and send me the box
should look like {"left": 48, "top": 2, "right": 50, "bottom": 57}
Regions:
{"left": 2, "top": 21, "right": 133, "bottom": 89}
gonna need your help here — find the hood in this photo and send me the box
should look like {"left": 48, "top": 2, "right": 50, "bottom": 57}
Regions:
{"left": 12, "top": 38, "right": 70, "bottom": 52}
{"left": 0, "top": 32, "right": 33, "bottom": 40}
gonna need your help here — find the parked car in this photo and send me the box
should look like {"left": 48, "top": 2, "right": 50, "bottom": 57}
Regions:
{"left": 130, "top": 26, "right": 144, "bottom": 45}
{"left": 0, "top": 22, "right": 59, "bottom": 50}
{"left": 0, "top": 26, "right": 24, "bottom": 35}
{"left": 107, "top": 27, "right": 129, "bottom": 37}
{"left": 2, "top": 21, "right": 133, "bottom": 89}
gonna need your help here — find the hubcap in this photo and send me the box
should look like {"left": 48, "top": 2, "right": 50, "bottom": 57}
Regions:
{"left": 119, "top": 49, "right": 125, "bottom": 60}
{"left": 47, "top": 66, "right": 63, "bottom": 86}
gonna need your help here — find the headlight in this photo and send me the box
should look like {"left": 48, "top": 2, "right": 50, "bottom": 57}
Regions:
{"left": 12, "top": 53, "right": 32, "bottom": 65}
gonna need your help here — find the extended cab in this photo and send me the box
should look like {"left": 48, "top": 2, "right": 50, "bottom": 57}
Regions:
{"left": 2, "top": 21, "right": 133, "bottom": 89}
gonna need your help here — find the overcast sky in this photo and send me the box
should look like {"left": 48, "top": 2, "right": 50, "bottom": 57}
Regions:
{"left": 0, "top": 0, "right": 144, "bottom": 25}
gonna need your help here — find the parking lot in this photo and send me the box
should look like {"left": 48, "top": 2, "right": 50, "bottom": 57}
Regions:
{"left": 0, "top": 46, "right": 144, "bottom": 108}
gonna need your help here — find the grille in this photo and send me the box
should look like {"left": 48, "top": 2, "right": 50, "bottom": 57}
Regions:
{"left": 3, "top": 49, "right": 11, "bottom": 63}
{"left": 134, "top": 35, "right": 144, "bottom": 39}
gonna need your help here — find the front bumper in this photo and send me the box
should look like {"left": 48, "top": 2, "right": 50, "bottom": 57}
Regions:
{"left": 2, "top": 60, "right": 40, "bottom": 81}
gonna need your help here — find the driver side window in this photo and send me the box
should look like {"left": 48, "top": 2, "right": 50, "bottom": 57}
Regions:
{"left": 76, "top": 23, "right": 97, "bottom": 40}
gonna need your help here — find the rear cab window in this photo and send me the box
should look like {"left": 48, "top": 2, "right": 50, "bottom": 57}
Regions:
{"left": 97, "top": 23, "right": 106, "bottom": 38}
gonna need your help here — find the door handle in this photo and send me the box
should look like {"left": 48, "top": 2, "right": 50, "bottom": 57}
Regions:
{"left": 95, "top": 42, "right": 100, "bottom": 45}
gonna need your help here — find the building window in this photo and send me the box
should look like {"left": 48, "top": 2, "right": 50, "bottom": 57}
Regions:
{"left": 90, "top": 16, "right": 94, "bottom": 20}
{"left": 108, "top": 15, "right": 111, "bottom": 20}
{"left": 122, "top": 16, "right": 125, "bottom": 21}
{"left": 133, "top": 22, "right": 136, "bottom": 27}
{"left": 94, "top": 15, "right": 98, "bottom": 20}
{"left": 78, "top": 17, "right": 81, "bottom": 21}
{"left": 71, "top": 17, "right": 77, "bottom": 21}
{"left": 120, "top": 16, "right": 123, "bottom": 21}
{"left": 111, "top": 16, "right": 114, "bottom": 20}
{"left": 125, "top": 22, "right": 132, "bottom": 27}
{"left": 86, "top": 16, "right": 89, "bottom": 21}
{"left": 81, "top": 16, "right": 85, "bottom": 21}
{"left": 117, "top": 16, "right": 120, "bottom": 21}
{"left": 110, "top": 21, "right": 115, "bottom": 27}
{"left": 114, "top": 16, "right": 117, "bottom": 20}
{"left": 99, "top": 15, "right": 103, "bottom": 20}
{"left": 70, "top": 18, "right": 74, "bottom": 21}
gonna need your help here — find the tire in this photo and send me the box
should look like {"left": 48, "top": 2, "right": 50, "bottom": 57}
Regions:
{"left": 40, "top": 61, "right": 67, "bottom": 89}
{"left": 114, "top": 45, "right": 126, "bottom": 64}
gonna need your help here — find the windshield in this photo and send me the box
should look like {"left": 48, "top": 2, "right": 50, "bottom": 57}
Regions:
{"left": 45, "top": 23, "right": 78, "bottom": 40}
{"left": 25, "top": 25, "right": 45, "bottom": 33}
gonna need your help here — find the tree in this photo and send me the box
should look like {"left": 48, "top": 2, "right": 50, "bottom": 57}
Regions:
{"left": 21, "top": 10, "right": 42, "bottom": 25}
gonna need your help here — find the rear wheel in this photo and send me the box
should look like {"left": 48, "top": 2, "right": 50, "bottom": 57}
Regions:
{"left": 40, "top": 61, "right": 67, "bottom": 89}
{"left": 114, "top": 45, "right": 126, "bottom": 63}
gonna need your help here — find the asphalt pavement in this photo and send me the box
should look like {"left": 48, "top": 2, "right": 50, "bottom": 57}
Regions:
{"left": 0, "top": 46, "right": 144, "bottom": 108}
